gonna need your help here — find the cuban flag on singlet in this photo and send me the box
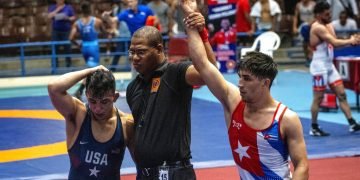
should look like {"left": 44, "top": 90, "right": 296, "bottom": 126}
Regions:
{"left": 228, "top": 101, "right": 291, "bottom": 180}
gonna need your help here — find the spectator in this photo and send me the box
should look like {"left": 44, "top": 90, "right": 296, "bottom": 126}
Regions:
{"left": 327, "top": 0, "right": 359, "bottom": 22}
{"left": 293, "top": 0, "right": 316, "bottom": 67}
{"left": 109, "top": 0, "right": 131, "bottom": 72}
{"left": 236, "top": 0, "right": 252, "bottom": 45}
{"left": 47, "top": 0, "right": 76, "bottom": 68}
{"left": 148, "top": 0, "right": 173, "bottom": 36}
{"left": 168, "top": 0, "right": 186, "bottom": 35}
{"left": 250, "top": 0, "right": 282, "bottom": 32}
{"left": 332, "top": 11, "right": 358, "bottom": 39}
{"left": 103, "top": 0, "right": 158, "bottom": 77}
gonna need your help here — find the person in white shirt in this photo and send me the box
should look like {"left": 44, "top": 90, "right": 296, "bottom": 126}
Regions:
{"left": 332, "top": 11, "right": 358, "bottom": 39}
{"left": 327, "top": 0, "right": 359, "bottom": 21}
{"left": 250, "top": 0, "right": 281, "bottom": 32}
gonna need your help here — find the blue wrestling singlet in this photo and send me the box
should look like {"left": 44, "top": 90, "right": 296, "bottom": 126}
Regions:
{"left": 76, "top": 16, "right": 100, "bottom": 67}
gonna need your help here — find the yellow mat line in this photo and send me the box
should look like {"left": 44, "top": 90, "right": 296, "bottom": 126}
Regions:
{"left": 0, "top": 110, "right": 64, "bottom": 120}
{"left": 0, "top": 141, "right": 67, "bottom": 163}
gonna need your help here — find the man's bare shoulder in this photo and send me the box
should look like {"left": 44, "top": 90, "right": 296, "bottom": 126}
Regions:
{"left": 282, "top": 107, "right": 299, "bottom": 121}
{"left": 311, "top": 21, "right": 326, "bottom": 32}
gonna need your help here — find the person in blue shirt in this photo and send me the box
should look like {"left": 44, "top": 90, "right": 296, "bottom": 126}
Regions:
{"left": 48, "top": 64, "right": 134, "bottom": 180}
{"left": 47, "top": 0, "right": 76, "bottom": 68}
{"left": 103, "top": 0, "right": 159, "bottom": 73}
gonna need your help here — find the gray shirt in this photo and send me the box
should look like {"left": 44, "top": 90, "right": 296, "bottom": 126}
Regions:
{"left": 148, "top": 1, "right": 170, "bottom": 34}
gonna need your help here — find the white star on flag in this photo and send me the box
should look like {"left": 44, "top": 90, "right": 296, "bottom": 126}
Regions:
{"left": 234, "top": 141, "right": 250, "bottom": 161}
{"left": 89, "top": 166, "right": 100, "bottom": 177}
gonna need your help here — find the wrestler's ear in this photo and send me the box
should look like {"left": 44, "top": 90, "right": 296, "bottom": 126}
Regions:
{"left": 263, "top": 78, "right": 271, "bottom": 87}
{"left": 114, "top": 91, "right": 120, "bottom": 102}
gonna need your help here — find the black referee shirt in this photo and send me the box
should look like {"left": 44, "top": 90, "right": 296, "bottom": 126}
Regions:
{"left": 126, "top": 61, "right": 193, "bottom": 168}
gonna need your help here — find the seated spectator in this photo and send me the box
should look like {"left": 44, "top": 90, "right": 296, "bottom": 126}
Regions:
{"left": 332, "top": 11, "right": 358, "bottom": 39}
{"left": 250, "top": 0, "right": 282, "bottom": 32}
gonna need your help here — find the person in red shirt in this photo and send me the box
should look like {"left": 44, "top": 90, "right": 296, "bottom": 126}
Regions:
{"left": 236, "top": 0, "right": 252, "bottom": 33}
{"left": 236, "top": 0, "right": 252, "bottom": 45}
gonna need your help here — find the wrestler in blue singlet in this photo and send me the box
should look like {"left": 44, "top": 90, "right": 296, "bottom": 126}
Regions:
{"left": 68, "top": 106, "right": 125, "bottom": 180}
{"left": 76, "top": 17, "right": 100, "bottom": 67}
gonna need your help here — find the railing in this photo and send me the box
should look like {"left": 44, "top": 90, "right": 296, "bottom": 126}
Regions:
{"left": 0, "top": 30, "right": 357, "bottom": 77}
{"left": 0, "top": 38, "right": 131, "bottom": 77}
{"left": 0, "top": 36, "right": 180, "bottom": 77}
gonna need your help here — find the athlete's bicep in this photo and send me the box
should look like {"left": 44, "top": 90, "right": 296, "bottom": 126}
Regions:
{"left": 49, "top": 93, "right": 79, "bottom": 121}
{"left": 282, "top": 111, "right": 308, "bottom": 169}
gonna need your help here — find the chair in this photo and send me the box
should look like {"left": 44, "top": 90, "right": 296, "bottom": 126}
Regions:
{"left": 240, "top": 31, "right": 281, "bottom": 58}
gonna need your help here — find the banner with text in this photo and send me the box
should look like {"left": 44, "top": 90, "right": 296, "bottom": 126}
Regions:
{"left": 207, "top": 1, "right": 237, "bottom": 73}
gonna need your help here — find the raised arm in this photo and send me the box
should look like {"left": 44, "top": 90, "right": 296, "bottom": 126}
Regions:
{"left": 312, "top": 23, "right": 360, "bottom": 47}
{"left": 181, "top": 0, "right": 238, "bottom": 109}
{"left": 48, "top": 66, "right": 108, "bottom": 120}
{"left": 282, "top": 110, "right": 309, "bottom": 179}
{"left": 47, "top": 5, "right": 65, "bottom": 19}
{"left": 185, "top": 12, "right": 216, "bottom": 65}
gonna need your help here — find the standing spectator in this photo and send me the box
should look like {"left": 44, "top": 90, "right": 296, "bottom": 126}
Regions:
{"left": 103, "top": 0, "right": 157, "bottom": 77}
{"left": 309, "top": 0, "right": 360, "bottom": 136}
{"left": 47, "top": 0, "right": 76, "bottom": 68}
{"left": 236, "top": 0, "right": 252, "bottom": 45}
{"left": 293, "top": 0, "right": 316, "bottom": 67}
{"left": 332, "top": 11, "right": 358, "bottom": 39}
{"left": 168, "top": 0, "right": 186, "bottom": 35}
{"left": 104, "top": 0, "right": 156, "bottom": 36}
{"left": 148, "top": 0, "right": 173, "bottom": 36}
{"left": 109, "top": 0, "right": 131, "bottom": 72}
{"left": 250, "top": 0, "right": 282, "bottom": 32}
{"left": 327, "top": 0, "right": 359, "bottom": 22}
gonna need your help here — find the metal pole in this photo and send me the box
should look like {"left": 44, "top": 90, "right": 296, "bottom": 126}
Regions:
{"left": 51, "top": 43, "right": 56, "bottom": 74}
{"left": 20, "top": 45, "right": 25, "bottom": 76}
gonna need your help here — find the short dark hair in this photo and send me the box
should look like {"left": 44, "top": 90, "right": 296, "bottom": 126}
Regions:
{"left": 313, "top": 0, "right": 330, "bottom": 14}
{"left": 133, "top": 26, "right": 163, "bottom": 47}
{"left": 81, "top": 1, "right": 91, "bottom": 16}
{"left": 238, "top": 51, "right": 278, "bottom": 87}
{"left": 85, "top": 70, "right": 116, "bottom": 98}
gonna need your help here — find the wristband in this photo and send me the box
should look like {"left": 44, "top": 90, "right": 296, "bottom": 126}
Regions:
{"left": 199, "top": 27, "right": 209, "bottom": 42}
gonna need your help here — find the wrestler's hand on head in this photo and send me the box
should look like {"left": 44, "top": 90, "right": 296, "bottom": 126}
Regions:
{"left": 180, "top": 0, "right": 197, "bottom": 16}
{"left": 93, "top": 65, "right": 109, "bottom": 72}
{"left": 184, "top": 12, "right": 205, "bottom": 31}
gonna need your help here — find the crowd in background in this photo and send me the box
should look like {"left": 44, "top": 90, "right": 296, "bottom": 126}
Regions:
{"left": 0, "top": 0, "right": 360, "bottom": 66}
